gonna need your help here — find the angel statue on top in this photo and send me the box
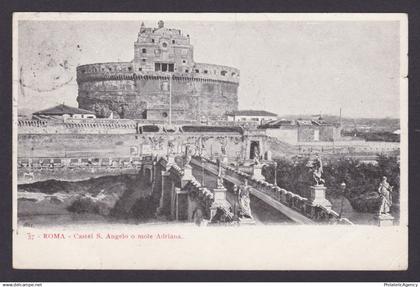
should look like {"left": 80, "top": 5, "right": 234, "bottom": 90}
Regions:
{"left": 307, "top": 154, "right": 325, "bottom": 186}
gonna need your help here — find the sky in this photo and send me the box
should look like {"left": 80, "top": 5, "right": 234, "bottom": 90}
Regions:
{"left": 17, "top": 18, "right": 402, "bottom": 118}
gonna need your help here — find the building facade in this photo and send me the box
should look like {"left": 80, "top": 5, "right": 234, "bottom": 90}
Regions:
{"left": 226, "top": 110, "right": 278, "bottom": 125}
{"left": 261, "top": 119, "right": 341, "bottom": 144}
{"left": 32, "top": 104, "right": 96, "bottom": 120}
{"left": 76, "top": 21, "right": 240, "bottom": 121}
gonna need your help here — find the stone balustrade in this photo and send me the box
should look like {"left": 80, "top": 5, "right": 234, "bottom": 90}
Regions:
{"left": 197, "top": 155, "right": 353, "bottom": 225}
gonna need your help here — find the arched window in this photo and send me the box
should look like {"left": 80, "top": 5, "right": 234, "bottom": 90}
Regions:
{"left": 142, "top": 48, "right": 147, "bottom": 53}
{"left": 221, "top": 70, "right": 227, "bottom": 76}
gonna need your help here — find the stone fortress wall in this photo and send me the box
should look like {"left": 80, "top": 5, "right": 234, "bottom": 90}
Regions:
{"left": 18, "top": 119, "right": 256, "bottom": 162}
{"left": 76, "top": 21, "right": 240, "bottom": 120}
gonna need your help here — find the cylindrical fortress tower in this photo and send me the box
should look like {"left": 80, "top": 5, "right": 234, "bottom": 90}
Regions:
{"left": 76, "top": 21, "right": 240, "bottom": 121}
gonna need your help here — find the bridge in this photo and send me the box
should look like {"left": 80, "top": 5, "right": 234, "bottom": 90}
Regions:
{"left": 146, "top": 154, "right": 353, "bottom": 225}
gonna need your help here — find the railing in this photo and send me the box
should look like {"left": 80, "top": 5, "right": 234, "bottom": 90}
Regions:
{"left": 197, "top": 156, "right": 353, "bottom": 225}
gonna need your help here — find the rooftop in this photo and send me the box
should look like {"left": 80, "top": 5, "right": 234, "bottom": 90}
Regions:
{"left": 33, "top": 104, "right": 95, "bottom": 116}
{"left": 227, "top": 110, "right": 278, "bottom": 117}
{"left": 260, "top": 118, "right": 339, "bottom": 129}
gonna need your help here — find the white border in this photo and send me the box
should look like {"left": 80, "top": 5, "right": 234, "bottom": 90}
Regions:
{"left": 12, "top": 12, "right": 408, "bottom": 270}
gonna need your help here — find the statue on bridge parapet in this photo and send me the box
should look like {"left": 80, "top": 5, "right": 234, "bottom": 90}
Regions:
{"left": 307, "top": 154, "right": 331, "bottom": 210}
{"left": 216, "top": 158, "right": 224, "bottom": 188}
{"left": 253, "top": 147, "right": 261, "bottom": 166}
{"left": 184, "top": 145, "right": 194, "bottom": 167}
{"left": 377, "top": 176, "right": 393, "bottom": 215}
{"left": 238, "top": 180, "right": 252, "bottom": 218}
{"left": 251, "top": 147, "right": 265, "bottom": 181}
{"left": 375, "top": 176, "right": 395, "bottom": 226}
{"left": 307, "top": 154, "right": 325, "bottom": 186}
{"left": 166, "top": 139, "right": 176, "bottom": 164}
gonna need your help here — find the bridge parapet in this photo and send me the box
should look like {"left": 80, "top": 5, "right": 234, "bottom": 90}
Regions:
{"left": 154, "top": 156, "right": 232, "bottom": 224}
{"left": 198, "top": 156, "right": 353, "bottom": 225}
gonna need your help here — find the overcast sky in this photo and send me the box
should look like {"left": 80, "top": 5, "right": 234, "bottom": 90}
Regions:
{"left": 17, "top": 19, "right": 401, "bottom": 118}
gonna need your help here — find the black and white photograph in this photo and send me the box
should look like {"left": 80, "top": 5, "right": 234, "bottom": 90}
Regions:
{"left": 12, "top": 13, "right": 408, "bottom": 270}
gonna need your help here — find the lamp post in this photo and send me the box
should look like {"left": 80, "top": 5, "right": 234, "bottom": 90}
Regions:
{"left": 169, "top": 73, "right": 172, "bottom": 126}
{"left": 200, "top": 136, "right": 205, "bottom": 186}
{"left": 339, "top": 182, "right": 346, "bottom": 218}
{"left": 273, "top": 161, "right": 278, "bottom": 186}
{"left": 162, "top": 73, "right": 173, "bottom": 126}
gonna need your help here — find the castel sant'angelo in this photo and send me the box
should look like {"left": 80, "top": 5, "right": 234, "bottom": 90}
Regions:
{"left": 76, "top": 20, "right": 240, "bottom": 121}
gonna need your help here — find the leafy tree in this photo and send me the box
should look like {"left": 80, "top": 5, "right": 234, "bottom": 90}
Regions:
{"left": 262, "top": 154, "right": 400, "bottom": 212}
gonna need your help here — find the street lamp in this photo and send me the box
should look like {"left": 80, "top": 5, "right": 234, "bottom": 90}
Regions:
{"left": 273, "top": 161, "right": 278, "bottom": 186}
{"left": 339, "top": 182, "right": 346, "bottom": 218}
{"left": 162, "top": 73, "right": 173, "bottom": 126}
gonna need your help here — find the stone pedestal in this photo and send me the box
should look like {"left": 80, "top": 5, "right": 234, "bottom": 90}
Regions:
{"left": 375, "top": 213, "right": 395, "bottom": 227}
{"left": 167, "top": 154, "right": 175, "bottom": 165}
{"left": 210, "top": 187, "right": 228, "bottom": 220}
{"left": 309, "top": 185, "right": 332, "bottom": 210}
{"left": 182, "top": 164, "right": 193, "bottom": 180}
{"left": 252, "top": 165, "right": 265, "bottom": 181}
{"left": 238, "top": 217, "right": 256, "bottom": 225}
{"left": 213, "top": 187, "right": 227, "bottom": 202}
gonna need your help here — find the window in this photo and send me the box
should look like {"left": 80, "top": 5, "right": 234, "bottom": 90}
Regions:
{"left": 204, "top": 70, "right": 208, "bottom": 74}
{"left": 221, "top": 70, "right": 227, "bottom": 76}
{"left": 138, "top": 68, "right": 142, "bottom": 71}
{"left": 172, "top": 40, "right": 175, "bottom": 44}
{"left": 152, "top": 39, "right": 155, "bottom": 43}
{"left": 162, "top": 112, "right": 168, "bottom": 118}
{"left": 185, "top": 69, "right": 189, "bottom": 73}
{"left": 128, "top": 67, "right": 132, "bottom": 71}
{"left": 142, "top": 59, "right": 146, "bottom": 62}
{"left": 162, "top": 42, "right": 168, "bottom": 48}
{"left": 182, "top": 60, "right": 186, "bottom": 64}
{"left": 195, "top": 69, "right": 199, "bottom": 73}
{"left": 142, "top": 48, "right": 147, "bottom": 53}
{"left": 156, "top": 63, "right": 174, "bottom": 72}
{"left": 231, "top": 72, "right": 236, "bottom": 76}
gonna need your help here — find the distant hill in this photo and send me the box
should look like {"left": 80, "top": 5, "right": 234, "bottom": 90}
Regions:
{"left": 277, "top": 114, "right": 400, "bottom": 132}
{"left": 17, "top": 108, "right": 35, "bottom": 117}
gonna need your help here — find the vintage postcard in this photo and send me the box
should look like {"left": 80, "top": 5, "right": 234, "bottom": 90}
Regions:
{"left": 13, "top": 13, "right": 408, "bottom": 270}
